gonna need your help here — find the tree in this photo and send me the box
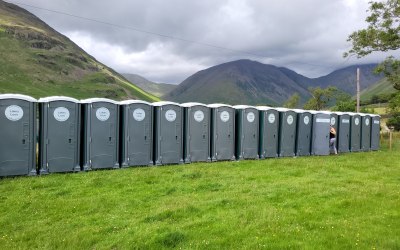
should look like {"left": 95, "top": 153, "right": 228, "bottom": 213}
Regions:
{"left": 331, "top": 90, "right": 356, "bottom": 112}
{"left": 386, "top": 92, "right": 400, "bottom": 131}
{"left": 283, "top": 93, "right": 300, "bottom": 108}
{"left": 344, "top": 0, "right": 400, "bottom": 90}
{"left": 332, "top": 99, "right": 356, "bottom": 112}
{"left": 346, "top": 0, "right": 400, "bottom": 130}
{"left": 303, "top": 86, "right": 337, "bottom": 110}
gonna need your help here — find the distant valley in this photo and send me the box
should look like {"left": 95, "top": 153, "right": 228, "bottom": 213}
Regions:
{"left": 122, "top": 74, "right": 176, "bottom": 98}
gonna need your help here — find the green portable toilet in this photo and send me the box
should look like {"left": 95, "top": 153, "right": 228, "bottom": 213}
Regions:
{"left": 335, "top": 112, "right": 350, "bottom": 153}
{"left": 310, "top": 111, "right": 331, "bottom": 156}
{"left": 120, "top": 100, "right": 153, "bottom": 167}
{"left": 360, "top": 113, "right": 371, "bottom": 151}
{"left": 349, "top": 112, "right": 361, "bottom": 152}
{"left": 370, "top": 114, "right": 381, "bottom": 151}
{"left": 208, "top": 104, "right": 236, "bottom": 161}
{"left": 38, "top": 96, "right": 81, "bottom": 173}
{"left": 81, "top": 98, "right": 120, "bottom": 170}
{"left": 0, "top": 94, "right": 37, "bottom": 177}
{"left": 257, "top": 106, "right": 279, "bottom": 158}
{"left": 153, "top": 101, "right": 184, "bottom": 165}
{"left": 234, "top": 105, "right": 259, "bottom": 160}
{"left": 181, "top": 102, "right": 210, "bottom": 163}
{"left": 276, "top": 108, "right": 297, "bottom": 157}
{"left": 293, "top": 109, "right": 312, "bottom": 156}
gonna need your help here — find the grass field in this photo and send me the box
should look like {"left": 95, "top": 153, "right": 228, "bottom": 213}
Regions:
{"left": 0, "top": 136, "right": 399, "bottom": 249}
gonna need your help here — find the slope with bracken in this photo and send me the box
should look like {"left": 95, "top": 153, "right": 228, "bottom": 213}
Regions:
{"left": 0, "top": 1, "right": 158, "bottom": 101}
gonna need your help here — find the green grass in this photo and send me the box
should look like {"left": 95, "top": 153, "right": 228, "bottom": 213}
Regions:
{"left": 1, "top": 136, "right": 399, "bottom": 249}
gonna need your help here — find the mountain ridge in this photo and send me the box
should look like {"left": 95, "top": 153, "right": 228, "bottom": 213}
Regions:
{"left": 164, "top": 59, "right": 384, "bottom": 105}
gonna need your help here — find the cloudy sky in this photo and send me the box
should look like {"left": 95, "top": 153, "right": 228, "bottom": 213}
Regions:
{"left": 9, "top": 0, "right": 392, "bottom": 83}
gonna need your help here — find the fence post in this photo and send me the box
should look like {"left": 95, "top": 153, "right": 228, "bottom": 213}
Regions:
{"left": 389, "top": 128, "right": 393, "bottom": 151}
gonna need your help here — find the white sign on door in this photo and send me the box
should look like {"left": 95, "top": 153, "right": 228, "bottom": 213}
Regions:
{"left": 165, "top": 109, "right": 177, "bottom": 122}
{"left": 53, "top": 107, "right": 70, "bottom": 122}
{"left": 194, "top": 110, "right": 204, "bottom": 122}
{"left": 96, "top": 107, "right": 110, "bottom": 121}
{"left": 133, "top": 108, "right": 145, "bottom": 121}
{"left": 5, "top": 105, "right": 23, "bottom": 121}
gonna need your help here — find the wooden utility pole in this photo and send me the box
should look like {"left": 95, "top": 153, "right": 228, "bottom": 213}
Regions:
{"left": 356, "top": 67, "right": 360, "bottom": 112}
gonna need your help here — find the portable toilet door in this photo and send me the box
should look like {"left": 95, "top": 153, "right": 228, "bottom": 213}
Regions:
{"left": 153, "top": 102, "right": 184, "bottom": 165}
{"left": 360, "top": 114, "right": 371, "bottom": 151}
{"left": 257, "top": 106, "right": 279, "bottom": 158}
{"left": 350, "top": 112, "right": 361, "bottom": 152}
{"left": 234, "top": 105, "right": 259, "bottom": 160}
{"left": 370, "top": 114, "right": 381, "bottom": 151}
{"left": 311, "top": 111, "right": 331, "bottom": 155}
{"left": 38, "top": 96, "right": 81, "bottom": 173}
{"left": 294, "top": 109, "right": 312, "bottom": 156}
{"left": 181, "top": 102, "right": 210, "bottom": 163}
{"left": 277, "top": 108, "right": 297, "bottom": 157}
{"left": 209, "top": 104, "right": 236, "bottom": 161}
{"left": 120, "top": 100, "right": 153, "bottom": 167}
{"left": 336, "top": 112, "right": 350, "bottom": 153}
{"left": 81, "top": 98, "right": 120, "bottom": 170}
{"left": 0, "top": 94, "right": 37, "bottom": 177}
{"left": 330, "top": 112, "right": 339, "bottom": 149}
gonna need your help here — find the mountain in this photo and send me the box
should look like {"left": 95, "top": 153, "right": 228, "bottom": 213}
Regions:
{"left": 122, "top": 73, "right": 176, "bottom": 97}
{"left": 310, "top": 64, "right": 383, "bottom": 95}
{"left": 360, "top": 78, "right": 396, "bottom": 102}
{"left": 164, "top": 60, "right": 311, "bottom": 106}
{"left": 164, "top": 59, "right": 384, "bottom": 105}
{"left": 0, "top": 1, "right": 158, "bottom": 101}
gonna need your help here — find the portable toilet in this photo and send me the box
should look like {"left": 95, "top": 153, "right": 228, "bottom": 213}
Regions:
{"left": 335, "top": 112, "right": 350, "bottom": 153}
{"left": 311, "top": 111, "right": 331, "bottom": 155}
{"left": 0, "top": 94, "right": 37, "bottom": 177}
{"left": 38, "top": 96, "right": 81, "bottom": 173}
{"left": 153, "top": 101, "right": 184, "bottom": 165}
{"left": 120, "top": 100, "right": 153, "bottom": 167}
{"left": 181, "top": 102, "right": 210, "bottom": 163}
{"left": 277, "top": 108, "right": 297, "bottom": 157}
{"left": 294, "top": 109, "right": 312, "bottom": 156}
{"left": 234, "top": 105, "right": 259, "bottom": 160}
{"left": 81, "top": 98, "right": 120, "bottom": 170}
{"left": 370, "top": 114, "right": 381, "bottom": 151}
{"left": 360, "top": 113, "right": 371, "bottom": 151}
{"left": 330, "top": 112, "right": 339, "bottom": 149}
{"left": 349, "top": 112, "right": 361, "bottom": 152}
{"left": 257, "top": 106, "right": 279, "bottom": 158}
{"left": 208, "top": 104, "right": 236, "bottom": 161}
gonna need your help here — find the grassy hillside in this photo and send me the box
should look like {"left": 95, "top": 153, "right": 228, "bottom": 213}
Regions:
{"left": 360, "top": 78, "right": 396, "bottom": 102}
{"left": 0, "top": 136, "right": 399, "bottom": 249}
{"left": 164, "top": 60, "right": 311, "bottom": 106}
{"left": 0, "top": 1, "right": 158, "bottom": 101}
{"left": 123, "top": 73, "right": 176, "bottom": 97}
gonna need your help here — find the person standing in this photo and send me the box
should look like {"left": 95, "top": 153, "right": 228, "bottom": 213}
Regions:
{"left": 329, "top": 126, "right": 337, "bottom": 155}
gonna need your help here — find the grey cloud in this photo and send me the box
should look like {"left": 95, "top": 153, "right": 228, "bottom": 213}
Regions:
{"left": 11, "top": 0, "right": 384, "bottom": 83}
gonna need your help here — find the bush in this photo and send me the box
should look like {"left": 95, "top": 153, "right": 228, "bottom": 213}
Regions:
{"left": 387, "top": 112, "right": 400, "bottom": 131}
